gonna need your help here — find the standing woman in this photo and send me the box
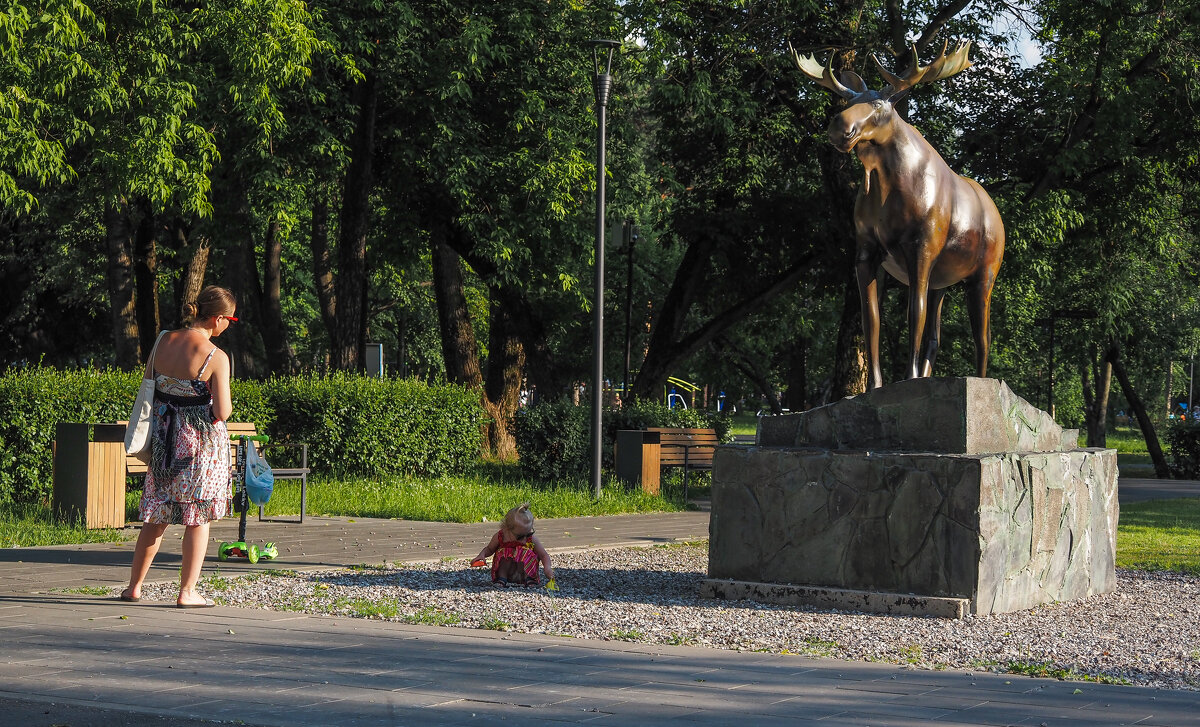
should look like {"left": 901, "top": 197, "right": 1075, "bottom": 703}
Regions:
{"left": 121, "top": 286, "right": 237, "bottom": 608}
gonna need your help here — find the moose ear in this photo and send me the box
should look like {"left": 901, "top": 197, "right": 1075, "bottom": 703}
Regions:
{"left": 839, "top": 71, "right": 868, "bottom": 95}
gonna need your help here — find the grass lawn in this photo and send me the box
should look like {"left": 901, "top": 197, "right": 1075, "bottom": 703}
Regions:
{"left": 254, "top": 465, "right": 690, "bottom": 523}
{"left": 0, "top": 502, "right": 131, "bottom": 548}
{"left": 1115, "top": 498, "right": 1200, "bottom": 575}
{"left": 727, "top": 413, "right": 759, "bottom": 436}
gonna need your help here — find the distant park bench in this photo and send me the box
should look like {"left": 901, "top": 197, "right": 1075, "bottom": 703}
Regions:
{"left": 615, "top": 427, "right": 718, "bottom": 503}
{"left": 124, "top": 422, "right": 310, "bottom": 523}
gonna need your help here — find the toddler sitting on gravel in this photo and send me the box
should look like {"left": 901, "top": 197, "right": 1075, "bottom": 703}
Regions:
{"left": 471, "top": 503, "right": 557, "bottom": 589}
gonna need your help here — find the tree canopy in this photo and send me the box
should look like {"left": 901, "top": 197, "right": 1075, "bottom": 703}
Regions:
{"left": 1, "top": 0, "right": 1197, "bottom": 455}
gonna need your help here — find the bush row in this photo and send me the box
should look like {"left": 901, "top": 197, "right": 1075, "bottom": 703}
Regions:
{"left": 512, "top": 397, "right": 731, "bottom": 482}
{"left": 0, "top": 367, "right": 485, "bottom": 505}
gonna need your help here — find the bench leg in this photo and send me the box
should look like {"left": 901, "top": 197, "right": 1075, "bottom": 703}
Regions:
{"left": 683, "top": 449, "right": 689, "bottom": 506}
{"left": 299, "top": 474, "right": 307, "bottom": 524}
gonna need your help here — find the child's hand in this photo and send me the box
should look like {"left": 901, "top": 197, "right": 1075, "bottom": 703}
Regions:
{"left": 545, "top": 578, "right": 558, "bottom": 591}
{"left": 470, "top": 559, "right": 487, "bottom": 568}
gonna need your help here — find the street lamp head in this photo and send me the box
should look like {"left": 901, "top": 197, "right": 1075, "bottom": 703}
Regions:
{"left": 587, "top": 39, "right": 621, "bottom": 107}
{"left": 587, "top": 38, "right": 622, "bottom": 76}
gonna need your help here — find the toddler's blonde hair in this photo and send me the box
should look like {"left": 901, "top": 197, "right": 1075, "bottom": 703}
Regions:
{"left": 503, "top": 502, "right": 534, "bottom": 533}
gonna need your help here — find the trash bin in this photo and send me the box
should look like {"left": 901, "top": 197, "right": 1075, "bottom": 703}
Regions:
{"left": 615, "top": 430, "right": 661, "bottom": 495}
{"left": 53, "top": 423, "right": 127, "bottom": 529}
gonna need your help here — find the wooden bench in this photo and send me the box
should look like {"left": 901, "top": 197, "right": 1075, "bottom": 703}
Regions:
{"left": 618, "top": 427, "right": 717, "bottom": 503}
{"left": 124, "top": 422, "right": 310, "bottom": 523}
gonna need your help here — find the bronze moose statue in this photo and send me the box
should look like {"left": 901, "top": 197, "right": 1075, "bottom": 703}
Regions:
{"left": 792, "top": 41, "right": 1005, "bottom": 389}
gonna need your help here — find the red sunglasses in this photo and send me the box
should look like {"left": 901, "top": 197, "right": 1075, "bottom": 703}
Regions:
{"left": 223, "top": 315, "right": 239, "bottom": 323}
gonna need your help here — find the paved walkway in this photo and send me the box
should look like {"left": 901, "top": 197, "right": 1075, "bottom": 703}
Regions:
{"left": 2, "top": 495, "right": 1198, "bottom": 725}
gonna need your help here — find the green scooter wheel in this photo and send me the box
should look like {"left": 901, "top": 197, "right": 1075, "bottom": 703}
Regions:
{"left": 218, "top": 542, "right": 241, "bottom": 561}
{"left": 247, "top": 544, "right": 260, "bottom": 564}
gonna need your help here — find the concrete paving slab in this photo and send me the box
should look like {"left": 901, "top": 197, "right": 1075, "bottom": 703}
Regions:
{"left": 1, "top": 511, "right": 1198, "bottom": 725}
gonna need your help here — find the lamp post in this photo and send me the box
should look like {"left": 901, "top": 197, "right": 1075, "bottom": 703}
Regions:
{"left": 588, "top": 39, "right": 620, "bottom": 499}
{"left": 623, "top": 218, "right": 637, "bottom": 399}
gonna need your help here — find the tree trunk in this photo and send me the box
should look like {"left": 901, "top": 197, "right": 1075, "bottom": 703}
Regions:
{"left": 332, "top": 73, "right": 378, "bottom": 372}
{"left": 1111, "top": 342, "right": 1171, "bottom": 478}
{"left": 1080, "top": 342, "right": 1113, "bottom": 447}
{"left": 172, "top": 222, "right": 210, "bottom": 328}
{"left": 311, "top": 186, "right": 337, "bottom": 362}
{"left": 782, "top": 334, "right": 809, "bottom": 412}
{"left": 1165, "top": 358, "right": 1173, "bottom": 417}
{"left": 259, "top": 219, "right": 298, "bottom": 374}
{"left": 133, "top": 202, "right": 160, "bottom": 357}
{"left": 104, "top": 200, "right": 139, "bottom": 368}
{"left": 484, "top": 292, "right": 525, "bottom": 461}
{"left": 432, "top": 233, "right": 514, "bottom": 459}
{"left": 430, "top": 235, "right": 483, "bottom": 388}
{"left": 830, "top": 268, "right": 867, "bottom": 400}
{"left": 214, "top": 175, "right": 261, "bottom": 379}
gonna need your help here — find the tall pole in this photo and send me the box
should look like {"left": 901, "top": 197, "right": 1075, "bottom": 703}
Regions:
{"left": 623, "top": 219, "right": 635, "bottom": 399}
{"left": 589, "top": 40, "right": 619, "bottom": 499}
{"left": 1180, "top": 359, "right": 1190, "bottom": 422}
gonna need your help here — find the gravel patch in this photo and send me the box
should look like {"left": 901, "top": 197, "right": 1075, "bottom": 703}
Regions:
{"left": 141, "top": 542, "right": 1200, "bottom": 691}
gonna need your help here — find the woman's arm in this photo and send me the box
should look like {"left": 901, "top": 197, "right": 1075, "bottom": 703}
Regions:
{"left": 208, "top": 351, "right": 233, "bottom": 422}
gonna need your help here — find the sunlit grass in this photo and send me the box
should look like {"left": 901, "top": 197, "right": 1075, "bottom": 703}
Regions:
{"left": 0, "top": 502, "right": 132, "bottom": 548}
{"left": 727, "top": 413, "right": 758, "bottom": 436}
{"left": 255, "top": 465, "right": 686, "bottom": 522}
{"left": 1116, "top": 498, "right": 1200, "bottom": 575}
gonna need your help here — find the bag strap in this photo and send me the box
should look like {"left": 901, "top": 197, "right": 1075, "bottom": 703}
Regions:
{"left": 142, "top": 330, "right": 168, "bottom": 380}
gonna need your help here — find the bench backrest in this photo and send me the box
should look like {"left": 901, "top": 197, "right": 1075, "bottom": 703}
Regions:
{"left": 125, "top": 422, "right": 259, "bottom": 477}
{"left": 646, "top": 427, "right": 718, "bottom": 466}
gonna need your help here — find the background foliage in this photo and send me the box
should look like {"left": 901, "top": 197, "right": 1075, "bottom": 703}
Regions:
{"left": 1, "top": 0, "right": 1198, "bottom": 474}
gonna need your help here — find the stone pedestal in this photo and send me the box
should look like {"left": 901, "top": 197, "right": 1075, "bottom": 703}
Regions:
{"left": 704, "top": 377, "right": 1118, "bottom": 617}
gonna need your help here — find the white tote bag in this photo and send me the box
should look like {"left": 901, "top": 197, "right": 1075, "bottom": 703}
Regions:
{"left": 124, "top": 330, "right": 167, "bottom": 463}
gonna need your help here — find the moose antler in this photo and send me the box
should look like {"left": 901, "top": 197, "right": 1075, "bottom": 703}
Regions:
{"left": 873, "top": 40, "right": 973, "bottom": 97}
{"left": 789, "top": 42, "right": 866, "bottom": 100}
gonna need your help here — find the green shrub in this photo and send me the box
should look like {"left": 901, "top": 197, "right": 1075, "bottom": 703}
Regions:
{"left": 513, "top": 397, "right": 732, "bottom": 482}
{"left": 512, "top": 397, "right": 590, "bottom": 481}
{"left": 262, "top": 373, "right": 485, "bottom": 477}
{"left": 231, "top": 379, "right": 273, "bottom": 431}
{"left": 1166, "top": 419, "right": 1200, "bottom": 479}
{"left": 0, "top": 367, "right": 484, "bottom": 504}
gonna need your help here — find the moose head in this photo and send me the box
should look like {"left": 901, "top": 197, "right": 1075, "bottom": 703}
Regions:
{"left": 791, "top": 41, "right": 973, "bottom": 153}
{"left": 790, "top": 42, "right": 1005, "bottom": 389}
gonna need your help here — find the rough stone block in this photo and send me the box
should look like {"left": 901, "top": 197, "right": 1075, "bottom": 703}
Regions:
{"left": 757, "top": 376, "right": 1072, "bottom": 455}
{"left": 711, "top": 378, "right": 1118, "bottom": 617}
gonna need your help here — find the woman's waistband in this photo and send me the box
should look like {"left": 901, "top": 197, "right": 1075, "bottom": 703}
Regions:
{"left": 154, "top": 390, "right": 211, "bottom": 407}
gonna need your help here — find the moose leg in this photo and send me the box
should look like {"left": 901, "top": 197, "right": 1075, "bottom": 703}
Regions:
{"left": 965, "top": 276, "right": 995, "bottom": 378}
{"left": 919, "top": 287, "right": 948, "bottom": 377}
{"left": 856, "top": 255, "right": 883, "bottom": 389}
{"left": 906, "top": 259, "right": 934, "bottom": 380}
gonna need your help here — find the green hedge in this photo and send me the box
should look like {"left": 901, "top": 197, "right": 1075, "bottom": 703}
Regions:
{"left": 0, "top": 367, "right": 485, "bottom": 505}
{"left": 512, "top": 397, "right": 731, "bottom": 482}
{"left": 262, "top": 374, "right": 485, "bottom": 478}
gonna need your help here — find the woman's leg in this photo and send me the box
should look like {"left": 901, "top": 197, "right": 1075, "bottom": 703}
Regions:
{"left": 177, "top": 522, "right": 211, "bottom": 605}
{"left": 124, "top": 522, "right": 168, "bottom": 599}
